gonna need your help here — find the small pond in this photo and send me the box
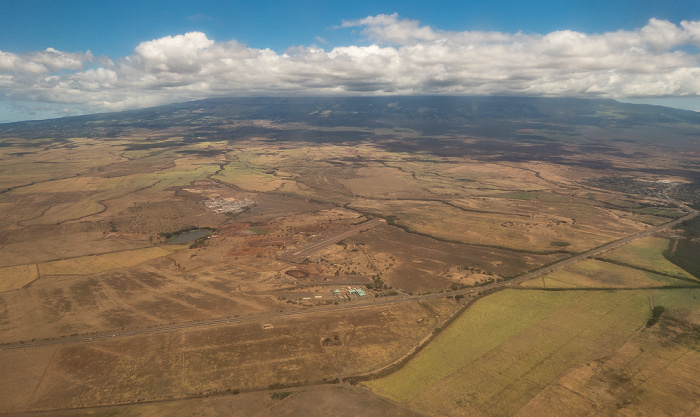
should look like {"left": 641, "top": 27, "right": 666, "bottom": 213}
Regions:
{"left": 168, "top": 229, "right": 212, "bottom": 244}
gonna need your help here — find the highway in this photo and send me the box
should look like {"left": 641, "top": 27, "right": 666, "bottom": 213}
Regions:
{"left": 1, "top": 204, "right": 696, "bottom": 352}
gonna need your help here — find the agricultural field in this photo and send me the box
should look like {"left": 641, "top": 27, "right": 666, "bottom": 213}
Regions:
{"left": 37, "top": 247, "right": 173, "bottom": 276}
{"left": 0, "top": 255, "right": 293, "bottom": 343}
{"left": 0, "top": 264, "right": 39, "bottom": 292}
{"left": 518, "top": 259, "right": 695, "bottom": 289}
{"left": 364, "top": 288, "right": 699, "bottom": 417}
{"left": 214, "top": 164, "right": 291, "bottom": 192}
{"left": 598, "top": 236, "right": 698, "bottom": 280}
{"left": 0, "top": 230, "right": 153, "bottom": 268}
{"left": 516, "top": 289, "right": 700, "bottom": 417}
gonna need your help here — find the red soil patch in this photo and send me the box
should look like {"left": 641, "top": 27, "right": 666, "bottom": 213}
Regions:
{"left": 217, "top": 223, "right": 251, "bottom": 236}
{"left": 285, "top": 269, "right": 310, "bottom": 278}
{"left": 226, "top": 246, "right": 264, "bottom": 257}
{"left": 248, "top": 239, "right": 290, "bottom": 248}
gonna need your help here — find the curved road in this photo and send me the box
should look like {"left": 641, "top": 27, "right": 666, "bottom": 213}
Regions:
{"left": 1, "top": 204, "right": 696, "bottom": 352}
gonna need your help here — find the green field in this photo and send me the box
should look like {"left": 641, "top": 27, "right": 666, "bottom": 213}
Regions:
{"left": 598, "top": 236, "right": 697, "bottom": 280}
{"left": 153, "top": 160, "right": 221, "bottom": 189}
{"left": 520, "top": 259, "right": 696, "bottom": 289}
{"left": 650, "top": 287, "right": 700, "bottom": 323}
{"left": 214, "top": 164, "right": 288, "bottom": 192}
{"left": 365, "top": 289, "right": 651, "bottom": 416}
{"left": 631, "top": 207, "right": 684, "bottom": 218}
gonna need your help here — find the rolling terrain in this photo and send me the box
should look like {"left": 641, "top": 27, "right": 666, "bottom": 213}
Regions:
{"left": 0, "top": 96, "right": 699, "bottom": 416}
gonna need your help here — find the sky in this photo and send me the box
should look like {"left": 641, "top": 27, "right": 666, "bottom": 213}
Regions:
{"left": 1, "top": 0, "right": 700, "bottom": 122}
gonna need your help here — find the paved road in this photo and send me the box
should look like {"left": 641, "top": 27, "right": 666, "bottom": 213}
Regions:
{"left": 1, "top": 204, "right": 696, "bottom": 352}
{"left": 279, "top": 218, "right": 384, "bottom": 262}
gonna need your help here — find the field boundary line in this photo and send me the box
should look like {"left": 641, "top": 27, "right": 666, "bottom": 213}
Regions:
{"left": 510, "top": 285, "right": 700, "bottom": 291}
{"left": 593, "top": 257, "right": 700, "bottom": 284}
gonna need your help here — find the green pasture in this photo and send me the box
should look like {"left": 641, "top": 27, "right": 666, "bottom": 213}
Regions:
{"left": 520, "top": 259, "right": 696, "bottom": 289}
{"left": 154, "top": 163, "right": 220, "bottom": 188}
{"left": 491, "top": 191, "right": 540, "bottom": 200}
{"left": 0, "top": 162, "right": 77, "bottom": 190}
{"left": 366, "top": 289, "right": 652, "bottom": 416}
{"left": 631, "top": 207, "right": 684, "bottom": 218}
{"left": 598, "top": 236, "right": 696, "bottom": 280}
{"left": 651, "top": 287, "right": 700, "bottom": 321}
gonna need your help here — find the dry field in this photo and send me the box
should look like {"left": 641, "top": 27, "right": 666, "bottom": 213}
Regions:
{"left": 37, "top": 247, "right": 173, "bottom": 276}
{"left": 0, "top": 264, "right": 39, "bottom": 292}
{"left": 345, "top": 225, "right": 568, "bottom": 293}
{"left": 3, "top": 385, "right": 424, "bottom": 417}
{"left": 516, "top": 291, "right": 699, "bottom": 417}
{"left": 0, "top": 257, "right": 291, "bottom": 343}
{"left": 348, "top": 197, "right": 651, "bottom": 253}
{"left": 0, "top": 302, "right": 438, "bottom": 413}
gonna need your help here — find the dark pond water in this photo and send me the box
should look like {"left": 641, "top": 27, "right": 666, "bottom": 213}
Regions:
{"left": 168, "top": 229, "right": 211, "bottom": 244}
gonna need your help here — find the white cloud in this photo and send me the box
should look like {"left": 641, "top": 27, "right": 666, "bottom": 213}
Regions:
{"left": 133, "top": 32, "right": 215, "bottom": 73}
{"left": 0, "top": 48, "right": 91, "bottom": 74}
{"left": 341, "top": 13, "right": 440, "bottom": 44}
{"left": 1, "top": 15, "right": 700, "bottom": 118}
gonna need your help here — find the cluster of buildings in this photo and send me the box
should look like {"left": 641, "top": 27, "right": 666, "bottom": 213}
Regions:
{"left": 331, "top": 287, "right": 366, "bottom": 297}
{"left": 203, "top": 197, "right": 255, "bottom": 214}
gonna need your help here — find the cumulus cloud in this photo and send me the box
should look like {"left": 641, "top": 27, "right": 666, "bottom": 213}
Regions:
{"left": 1, "top": 15, "right": 700, "bottom": 117}
{"left": 341, "top": 13, "right": 440, "bottom": 44}
{"left": 0, "top": 48, "right": 91, "bottom": 74}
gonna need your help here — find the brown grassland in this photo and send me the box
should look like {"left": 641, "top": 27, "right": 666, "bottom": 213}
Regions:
{"left": 0, "top": 302, "right": 438, "bottom": 411}
{"left": 0, "top": 98, "right": 699, "bottom": 416}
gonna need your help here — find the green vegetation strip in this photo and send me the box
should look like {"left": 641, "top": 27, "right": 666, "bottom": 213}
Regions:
{"left": 665, "top": 239, "right": 700, "bottom": 279}
{"left": 599, "top": 236, "right": 695, "bottom": 279}
{"left": 521, "top": 259, "right": 698, "bottom": 289}
{"left": 664, "top": 216, "right": 700, "bottom": 279}
{"left": 365, "top": 289, "right": 651, "bottom": 416}
{"left": 594, "top": 258, "right": 700, "bottom": 285}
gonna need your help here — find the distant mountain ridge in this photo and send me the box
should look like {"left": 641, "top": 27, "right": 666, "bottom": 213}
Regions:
{"left": 2, "top": 96, "right": 699, "bottom": 131}
{"left": 1, "top": 97, "right": 699, "bottom": 157}
{"left": 1, "top": 95, "right": 699, "bottom": 203}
